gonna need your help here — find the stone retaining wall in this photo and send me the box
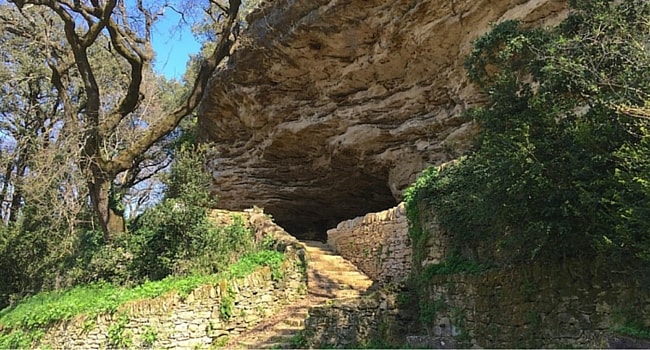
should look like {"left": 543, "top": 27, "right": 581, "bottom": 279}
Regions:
{"left": 315, "top": 201, "right": 650, "bottom": 348}
{"left": 418, "top": 260, "right": 650, "bottom": 348}
{"left": 327, "top": 203, "right": 411, "bottom": 283}
{"left": 303, "top": 261, "right": 650, "bottom": 349}
{"left": 37, "top": 213, "right": 307, "bottom": 350}
{"left": 304, "top": 291, "right": 411, "bottom": 348}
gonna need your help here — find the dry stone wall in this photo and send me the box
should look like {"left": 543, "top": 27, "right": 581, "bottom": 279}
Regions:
{"left": 304, "top": 290, "right": 412, "bottom": 348}
{"left": 418, "top": 261, "right": 650, "bottom": 349}
{"left": 327, "top": 203, "right": 410, "bottom": 283}
{"left": 38, "top": 241, "right": 306, "bottom": 349}
{"left": 314, "top": 202, "right": 650, "bottom": 348}
{"left": 302, "top": 259, "right": 650, "bottom": 349}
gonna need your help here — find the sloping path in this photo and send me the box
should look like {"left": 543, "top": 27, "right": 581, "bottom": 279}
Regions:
{"left": 224, "top": 240, "right": 373, "bottom": 349}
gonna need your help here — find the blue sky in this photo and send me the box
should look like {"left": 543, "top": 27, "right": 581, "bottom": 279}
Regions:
{"left": 151, "top": 10, "right": 201, "bottom": 80}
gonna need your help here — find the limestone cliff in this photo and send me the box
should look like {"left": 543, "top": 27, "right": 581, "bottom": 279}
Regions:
{"left": 198, "top": 0, "right": 567, "bottom": 236}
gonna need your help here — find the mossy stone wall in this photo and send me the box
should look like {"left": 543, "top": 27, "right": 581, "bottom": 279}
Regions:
{"left": 38, "top": 248, "right": 306, "bottom": 349}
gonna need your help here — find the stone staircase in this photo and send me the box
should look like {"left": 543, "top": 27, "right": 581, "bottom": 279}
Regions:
{"left": 224, "top": 240, "right": 374, "bottom": 349}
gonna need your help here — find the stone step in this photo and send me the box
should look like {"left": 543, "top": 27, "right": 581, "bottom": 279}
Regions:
{"left": 227, "top": 239, "right": 374, "bottom": 349}
{"left": 302, "top": 240, "right": 330, "bottom": 247}
{"left": 281, "top": 316, "right": 306, "bottom": 328}
{"left": 234, "top": 324, "right": 302, "bottom": 348}
{"left": 308, "top": 274, "right": 367, "bottom": 283}
{"left": 237, "top": 340, "right": 292, "bottom": 349}
{"left": 306, "top": 251, "right": 339, "bottom": 259}
{"left": 308, "top": 282, "right": 367, "bottom": 293}
{"left": 308, "top": 258, "right": 358, "bottom": 267}
{"left": 309, "top": 268, "right": 370, "bottom": 276}
{"left": 307, "top": 263, "right": 367, "bottom": 273}
{"left": 302, "top": 242, "right": 337, "bottom": 254}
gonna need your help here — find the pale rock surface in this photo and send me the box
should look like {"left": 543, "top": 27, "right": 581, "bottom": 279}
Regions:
{"left": 198, "top": 0, "right": 568, "bottom": 236}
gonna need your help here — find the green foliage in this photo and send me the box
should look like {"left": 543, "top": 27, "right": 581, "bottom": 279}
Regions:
{"left": 524, "top": 310, "right": 541, "bottom": 329}
{"left": 63, "top": 229, "right": 138, "bottom": 287}
{"left": 616, "top": 324, "right": 650, "bottom": 340}
{"left": 217, "top": 250, "right": 285, "bottom": 320}
{"left": 141, "top": 326, "right": 158, "bottom": 347}
{"left": 219, "top": 285, "right": 235, "bottom": 321}
{"left": 79, "top": 145, "right": 242, "bottom": 283}
{"left": 0, "top": 329, "right": 43, "bottom": 349}
{"left": 164, "top": 144, "right": 215, "bottom": 207}
{"left": 419, "top": 296, "right": 447, "bottom": 326}
{"left": 404, "top": 1, "right": 650, "bottom": 337}
{"left": 126, "top": 144, "right": 257, "bottom": 281}
{"left": 420, "top": 256, "right": 489, "bottom": 281}
{"left": 59, "top": 212, "right": 257, "bottom": 288}
{"left": 0, "top": 224, "right": 49, "bottom": 309}
{"left": 403, "top": 166, "right": 438, "bottom": 274}
{"left": 352, "top": 338, "right": 402, "bottom": 349}
{"left": 0, "top": 142, "right": 239, "bottom": 307}
{"left": 0, "top": 283, "right": 132, "bottom": 331}
{"left": 396, "top": 290, "right": 412, "bottom": 307}
{"left": 212, "top": 335, "right": 229, "bottom": 348}
{"left": 226, "top": 250, "right": 285, "bottom": 280}
{"left": 0, "top": 207, "right": 103, "bottom": 308}
{"left": 0, "top": 249, "right": 285, "bottom": 343}
{"left": 406, "top": 0, "right": 650, "bottom": 267}
{"left": 290, "top": 330, "right": 311, "bottom": 348}
{"left": 107, "top": 314, "right": 132, "bottom": 349}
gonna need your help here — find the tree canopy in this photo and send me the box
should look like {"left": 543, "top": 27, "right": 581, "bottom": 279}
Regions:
{"left": 0, "top": 0, "right": 246, "bottom": 308}
{"left": 0, "top": 0, "right": 241, "bottom": 239}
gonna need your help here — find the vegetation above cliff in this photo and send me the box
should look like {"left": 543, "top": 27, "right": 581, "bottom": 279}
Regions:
{"left": 406, "top": 0, "right": 650, "bottom": 269}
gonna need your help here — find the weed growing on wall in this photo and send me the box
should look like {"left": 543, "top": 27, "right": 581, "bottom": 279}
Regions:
{"left": 213, "top": 335, "right": 229, "bottom": 347}
{"left": 419, "top": 296, "right": 447, "bottom": 327}
{"left": 616, "top": 324, "right": 650, "bottom": 340}
{"left": 141, "top": 326, "right": 158, "bottom": 347}
{"left": 107, "top": 314, "right": 132, "bottom": 349}
{"left": 403, "top": 166, "right": 438, "bottom": 274}
{"left": 290, "top": 329, "right": 312, "bottom": 348}
{"left": 420, "top": 255, "right": 489, "bottom": 280}
{"left": 0, "top": 329, "right": 43, "bottom": 349}
{"left": 219, "top": 285, "right": 235, "bottom": 321}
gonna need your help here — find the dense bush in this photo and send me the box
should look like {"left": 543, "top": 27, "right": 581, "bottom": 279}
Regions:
{"left": 68, "top": 144, "right": 258, "bottom": 284}
{"left": 406, "top": 0, "right": 650, "bottom": 268}
{"left": 0, "top": 144, "right": 261, "bottom": 308}
{"left": 0, "top": 207, "right": 88, "bottom": 309}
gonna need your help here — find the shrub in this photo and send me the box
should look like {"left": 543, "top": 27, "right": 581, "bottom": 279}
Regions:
{"left": 406, "top": 0, "right": 650, "bottom": 268}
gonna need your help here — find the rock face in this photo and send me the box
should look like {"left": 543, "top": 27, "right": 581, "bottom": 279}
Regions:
{"left": 198, "top": 0, "right": 568, "bottom": 236}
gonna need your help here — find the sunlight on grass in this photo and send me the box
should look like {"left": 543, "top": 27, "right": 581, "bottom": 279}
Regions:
{"left": 0, "top": 250, "right": 284, "bottom": 342}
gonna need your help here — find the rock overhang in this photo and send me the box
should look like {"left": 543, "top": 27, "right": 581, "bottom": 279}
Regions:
{"left": 198, "top": 0, "right": 568, "bottom": 237}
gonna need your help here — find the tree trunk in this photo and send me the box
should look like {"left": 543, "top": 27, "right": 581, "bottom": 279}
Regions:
{"left": 88, "top": 173, "right": 124, "bottom": 241}
{"left": 1, "top": 162, "right": 13, "bottom": 223}
{"left": 8, "top": 163, "right": 27, "bottom": 223}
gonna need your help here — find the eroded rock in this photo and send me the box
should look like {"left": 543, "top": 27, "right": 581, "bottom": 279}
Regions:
{"left": 198, "top": 0, "right": 568, "bottom": 236}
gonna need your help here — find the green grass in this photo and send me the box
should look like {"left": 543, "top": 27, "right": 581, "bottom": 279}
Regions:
{"left": 616, "top": 324, "right": 650, "bottom": 340}
{"left": 0, "top": 250, "right": 285, "bottom": 347}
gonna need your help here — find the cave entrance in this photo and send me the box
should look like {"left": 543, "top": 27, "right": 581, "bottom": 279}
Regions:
{"left": 267, "top": 182, "right": 398, "bottom": 241}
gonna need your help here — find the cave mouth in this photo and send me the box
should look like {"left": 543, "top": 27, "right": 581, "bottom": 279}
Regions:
{"left": 267, "top": 183, "right": 399, "bottom": 241}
